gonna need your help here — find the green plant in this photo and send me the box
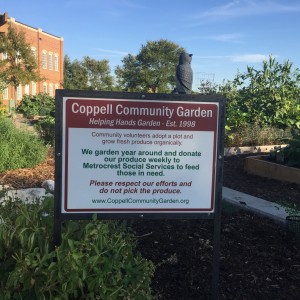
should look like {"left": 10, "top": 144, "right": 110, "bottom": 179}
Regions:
{"left": 0, "top": 103, "right": 7, "bottom": 116}
{"left": 224, "top": 123, "right": 291, "bottom": 147}
{"left": 277, "top": 199, "right": 300, "bottom": 215}
{"left": 35, "top": 116, "right": 55, "bottom": 146}
{"left": 115, "top": 39, "right": 185, "bottom": 93}
{"left": 285, "top": 130, "right": 300, "bottom": 167}
{"left": 269, "top": 130, "right": 300, "bottom": 167}
{"left": 221, "top": 56, "right": 300, "bottom": 138}
{"left": 0, "top": 24, "right": 44, "bottom": 103}
{"left": 16, "top": 93, "right": 55, "bottom": 118}
{"left": 0, "top": 116, "right": 47, "bottom": 173}
{"left": 0, "top": 197, "right": 155, "bottom": 299}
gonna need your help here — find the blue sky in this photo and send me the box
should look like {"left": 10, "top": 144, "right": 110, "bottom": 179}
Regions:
{"left": 1, "top": 0, "right": 300, "bottom": 87}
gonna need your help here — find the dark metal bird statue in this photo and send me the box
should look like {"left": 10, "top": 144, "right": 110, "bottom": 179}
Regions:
{"left": 176, "top": 52, "right": 193, "bottom": 94}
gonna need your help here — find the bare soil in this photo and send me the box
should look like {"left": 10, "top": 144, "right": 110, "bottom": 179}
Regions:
{"left": 0, "top": 150, "right": 300, "bottom": 299}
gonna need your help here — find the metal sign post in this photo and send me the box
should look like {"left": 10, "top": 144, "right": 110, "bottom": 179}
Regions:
{"left": 54, "top": 90, "right": 225, "bottom": 298}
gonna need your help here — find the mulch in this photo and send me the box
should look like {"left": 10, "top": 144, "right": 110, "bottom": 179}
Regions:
{"left": 222, "top": 154, "right": 300, "bottom": 210}
{"left": 0, "top": 149, "right": 300, "bottom": 299}
{"left": 0, "top": 148, "right": 55, "bottom": 189}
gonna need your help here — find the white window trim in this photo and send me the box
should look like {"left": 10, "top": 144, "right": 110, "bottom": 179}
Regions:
{"left": 16, "top": 51, "right": 21, "bottom": 64}
{"left": 3, "top": 86, "right": 8, "bottom": 100}
{"left": 31, "top": 47, "right": 36, "bottom": 57}
{"left": 43, "top": 82, "right": 47, "bottom": 93}
{"left": 49, "top": 83, "right": 53, "bottom": 96}
{"left": 17, "top": 84, "right": 22, "bottom": 100}
{"left": 32, "top": 82, "right": 36, "bottom": 96}
{"left": 25, "top": 84, "right": 30, "bottom": 95}
{"left": 42, "top": 50, "right": 47, "bottom": 69}
{"left": 54, "top": 53, "right": 59, "bottom": 71}
{"left": 48, "top": 52, "right": 53, "bottom": 70}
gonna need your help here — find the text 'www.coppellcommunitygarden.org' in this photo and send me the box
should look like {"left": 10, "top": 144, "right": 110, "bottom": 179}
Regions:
{"left": 91, "top": 198, "right": 190, "bottom": 205}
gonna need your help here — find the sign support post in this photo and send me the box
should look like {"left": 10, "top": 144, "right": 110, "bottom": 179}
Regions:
{"left": 212, "top": 178, "right": 223, "bottom": 299}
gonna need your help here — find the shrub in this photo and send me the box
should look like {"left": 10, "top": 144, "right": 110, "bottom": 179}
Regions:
{"left": 0, "top": 116, "right": 48, "bottom": 173}
{"left": 35, "top": 116, "right": 55, "bottom": 146}
{"left": 270, "top": 129, "right": 300, "bottom": 167}
{"left": 0, "top": 197, "right": 155, "bottom": 299}
{"left": 286, "top": 130, "right": 300, "bottom": 167}
{"left": 224, "top": 123, "right": 292, "bottom": 147}
{"left": 16, "top": 93, "right": 55, "bottom": 118}
{"left": 0, "top": 103, "right": 7, "bottom": 116}
{"left": 221, "top": 57, "right": 300, "bottom": 131}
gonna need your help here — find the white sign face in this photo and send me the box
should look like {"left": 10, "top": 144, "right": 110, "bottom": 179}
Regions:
{"left": 61, "top": 97, "right": 219, "bottom": 214}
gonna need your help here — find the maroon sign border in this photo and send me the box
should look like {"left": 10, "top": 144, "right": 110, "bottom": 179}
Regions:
{"left": 63, "top": 98, "right": 218, "bottom": 213}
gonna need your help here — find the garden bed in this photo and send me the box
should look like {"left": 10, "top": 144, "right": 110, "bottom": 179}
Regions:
{"left": 244, "top": 155, "right": 300, "bottom": 184}
{"left": 224, "top": 144, "right": 286, "bottom": 156}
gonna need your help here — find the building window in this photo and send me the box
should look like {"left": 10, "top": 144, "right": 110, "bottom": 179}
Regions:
{"left": 48, "top": 53, "right": 53, "bottom": 70}
{"left": 31, "top": 47, "right": 36, "bottom": 59}
{"left": 49, "top": 83, "right": 53, "bottom": 96}
{"left": 43, "top": 82, "right": 47, "bottom": 93}
{"left": 3, "top": 87, "right": 8, "bottom": 100}
{"left": 25, "top": 84, "right": 30, "bottom": 95}
{"left": 42, "top": 50, "right": 47, "bottom": 69}
{"left": 32, "top": 82, "right": 36, "bottom": 96}
{"left": 17, "top": 84, "right": 22, "bottom": 100}
{"left": 54, "top": 54, "right": 59, "bottom": 71}
{"left": 16, "top": 51, "right": 21, "bottom": 64}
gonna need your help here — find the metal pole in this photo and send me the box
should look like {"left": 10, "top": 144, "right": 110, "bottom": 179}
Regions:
{"left": 212, "top": 207, "right": 221, "bottom": 299}
{"left": 53, "top": 217, "right": 61, "bottom": 247}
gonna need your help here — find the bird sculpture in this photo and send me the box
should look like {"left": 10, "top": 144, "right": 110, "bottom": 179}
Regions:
{"left": 176, "top": 52, "right": 193, "bottom": 94}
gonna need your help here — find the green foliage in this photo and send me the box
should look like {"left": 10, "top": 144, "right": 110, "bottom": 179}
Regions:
{"left": 0, "top": 197, "right": 154, "bottom": 299}
{"left": 224, "top": 123, "right": 292, "bottom": 147}
{"left": 16, "top": 93, "right": 55, "bottom": 118}
{"left": 221, "top": 56, "right": 300, "bottom": 132}
{"left": 286, "top": 130, "right": 300, "bottom": 167}
{"left": 63, "top": 55, "right": 114, "bottom": 91}
{"left": 82, "top": 56, "right": 114, "bottom": 91}
{"left": 15, "top": 93, "right": 55, "bottom": 145}
{"left": 115, "top": 39, "right": 185, "bottom": 93}
{"left": 0, "top": 103, "right": 7, "bottom": 116}
{"left": 197, "top": 79, "right": 218, "bottom": 95}
{"left": 115, "top": 54, "right": 139, "bottom": 92}
{"left": 271, "top": 130, "right": 300, "bottom": 167}
{"left": 0, "top": 24, "right": 44, "bottom": 99}
{"left": 63, "top": 55, "right": 88, "bottom": 90}
{"left": 219, "top": 79, "right": 248, "bottom": 131}
{"left": 0, "top": 116, "right": 47, "bottom": 173}
{"left": 278, "top": 199, "right": 300, "bottom": 215}
{"left": 34, "top": 116, "right": 55, "bottom": 146}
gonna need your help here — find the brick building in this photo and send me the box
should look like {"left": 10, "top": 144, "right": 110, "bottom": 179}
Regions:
{"left": 0, "top": 12, "right": 64, "bottom": 109}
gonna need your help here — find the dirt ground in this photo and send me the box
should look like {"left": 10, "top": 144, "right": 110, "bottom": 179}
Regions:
{"left": 0, "top": 150, "right": 300, "bottom": 299}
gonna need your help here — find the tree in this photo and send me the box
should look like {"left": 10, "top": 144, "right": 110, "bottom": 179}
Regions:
{"left": 221, "top": 56, "right": 300, "bottom": 130}
{"left": 115, "top": 54, "right": 139, "bottom": 92}
{"left": 63, "top": 55, "right": 114, "bottom": 91}
{"left": 82, "top": 56, "right": 113, "bottom": 91}
{"left": 197, "top": 79, "right": 218, "bottom": 95}
{"left": 0, "top": 24, "right": 43, "bottom": 102}
{"left": 115, "top": 39, "right": 185, "bottom": 93}
{"left": 63, "top": 55, "right": 88, "bottom": 89}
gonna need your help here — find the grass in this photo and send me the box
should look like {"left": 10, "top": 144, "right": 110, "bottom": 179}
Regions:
{"left": 0, "top": 116, "right": 48, "bottom": 173}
